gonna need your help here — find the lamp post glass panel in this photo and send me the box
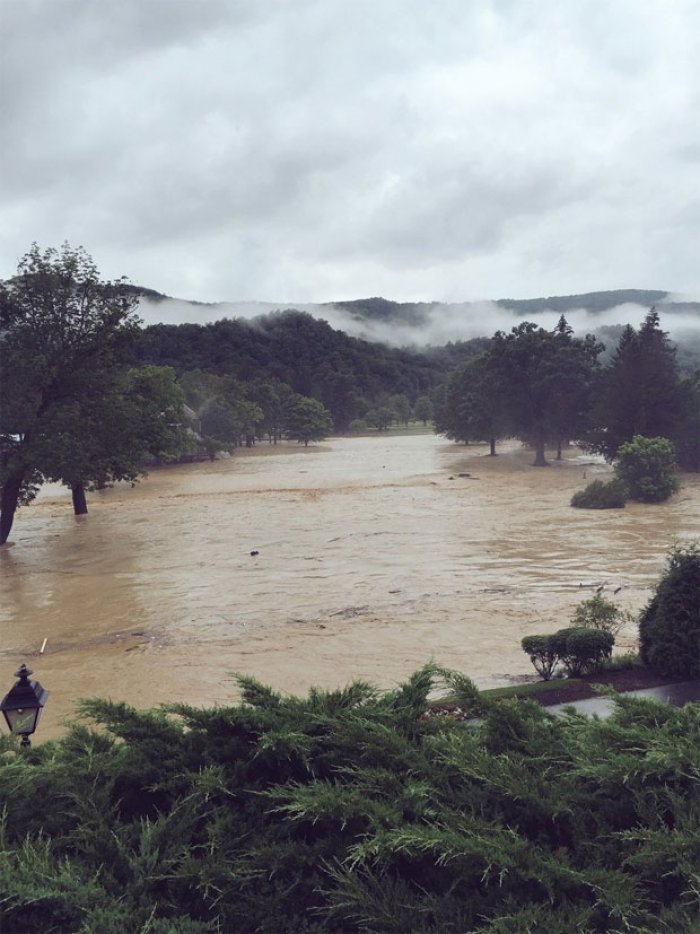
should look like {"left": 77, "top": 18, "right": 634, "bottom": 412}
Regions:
{"left": 0, "top": 665, "right": 49, "bottom": 746}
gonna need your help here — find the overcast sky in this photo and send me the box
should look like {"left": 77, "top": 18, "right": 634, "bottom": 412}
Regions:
{"left": 2, "top": 0, "right": 699, "bottom": 305}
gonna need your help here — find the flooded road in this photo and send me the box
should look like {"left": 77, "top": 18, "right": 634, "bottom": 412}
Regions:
{"left": 1, "top": 433, "right": 698, "bottom": 739}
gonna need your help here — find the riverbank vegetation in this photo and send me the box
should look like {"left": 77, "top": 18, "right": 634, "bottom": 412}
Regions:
{"left": 520, "top": 544, "right": 699, "bottom": 690}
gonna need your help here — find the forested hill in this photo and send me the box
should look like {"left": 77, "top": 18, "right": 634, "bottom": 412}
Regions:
{"left": 330, "top": 290, "right": 700, "bottom": 324}
{"left": 136, "top": 310, "right": 486, "bottom": 430}
{"left": 133, "top": 287, "right": 700, "bottom": 344}
{"left": 496, "top": 289, "right": 673, "bottom": 315}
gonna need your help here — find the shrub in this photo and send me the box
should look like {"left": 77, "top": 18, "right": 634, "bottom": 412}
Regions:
{"left": 614, "top": 435, "right": 679, "bottom": 502}
{"left": 570, "top": 478, "right": 627, "bottom": 509}
{"left": 553, "top": 627, "right": 615, "bottom": 676}
{"left": 639, "top": 543, "right": 700, "bottom": 678}
{"left": 0, "top": 667, "right": 698, "bottom": 931}
{"left": 521, "top": 635, "right": 559, "bottom": 680}
{"left": 572, "top": 593, "right": 630, "bottom": 636}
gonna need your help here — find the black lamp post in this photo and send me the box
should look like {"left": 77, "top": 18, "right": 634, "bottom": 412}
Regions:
{"left": 0, "top": 664, "right": 49, "bottom": 747}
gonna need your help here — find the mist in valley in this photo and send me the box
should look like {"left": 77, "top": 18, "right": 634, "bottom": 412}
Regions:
{"left": 137, "top": 291, "right": 700, "bottom": 361}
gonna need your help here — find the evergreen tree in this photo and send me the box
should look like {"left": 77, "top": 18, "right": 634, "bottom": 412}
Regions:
{"left": 639, "top": 543, "right": 700, "bottom": 677}
{"left": 0, "top": 666, "right": 698, "bottom": 931}
{"left": 673, "top": 371, "right": 700, "bottom": 471}
{"left": 589, "top": 310, "right": 683, "bottom": 461}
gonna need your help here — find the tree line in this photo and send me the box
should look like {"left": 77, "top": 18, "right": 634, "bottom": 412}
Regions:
{"left": 434, "top": 310, "right": 699, "bottom": 472}
{"left": 0, "top": 244, "right": 458, "bottom": 544}
{"left": 3, "top": 244, "right": 697, "bottom": 545}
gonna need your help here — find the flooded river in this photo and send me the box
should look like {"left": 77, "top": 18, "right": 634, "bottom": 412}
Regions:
{"left": 1, "top": 433, "right": 699, "bottom": 739}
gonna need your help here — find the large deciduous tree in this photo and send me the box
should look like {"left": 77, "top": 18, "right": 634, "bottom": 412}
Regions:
{"left": 0, "top": 244, "right": 141, "bottom": 543}
{"left": 244, "top": 377, "right": 296, "bottom": 444}
{"left": 40, "top": 365, "right": 189, "bottom": 515}
{"left": 487, "top": 319, "right": 601, "bottom": 466}
{"left": 436, "top": 353, "right": 510, "bottom": 454}
{"left": 285, "top": 395, "right": 334, "bottom": 445}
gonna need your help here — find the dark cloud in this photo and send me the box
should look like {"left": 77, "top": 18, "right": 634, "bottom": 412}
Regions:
{"left": 1, "top": 0, "right": 699, "bottom": 302}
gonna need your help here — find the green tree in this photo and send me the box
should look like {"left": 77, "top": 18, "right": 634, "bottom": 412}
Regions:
{"left": 521, "top": 634, "right": 559, "bottom": 680}
{"left": 673, "top": 370, "right": 700, "bottom": 471}
{"left": 365, "top": 406, "right": 395, "bottom": 431}
{"left": 639, "top": 543, "right": 700, "bottom": 677}
{"left": 348, "top": 418, "right": 368, "bottom": 433}
{"left": 589, "top": 310, "right": 682, "bottom": 461}
{"left": 570, "top": 477, "right": 628, "bottom": 509}
{"left": 0, "top": 244, "right": 140, "bottom": 543}
{"left": 390, "top": 393, "right": 412, "bottom": 426}
{"left": 413, "top": 395, "right": 433, "bottom": 425}
{"left": 548, "top": 315, "right": 602, "bottom": 459}
{"left": 437, "top": 353, "right": 509, "bottom": 455}
{"left": 43, "top": 365, "right": 190, "bottom": 515}
{"left": 285, "top": 395, "right": 333, "bottom": 446}
{"left": 551, "top": 626, "right": 615, "bottom": 676}
{"left": 571, "top": 592, "right": 629, "bottom": 636}
{"left": 180, "top": 371, "right": 264, "bottom": 449}
{"left": 245, "top": 377, "right": 295, "bottom": 444}
{"left": 488, "top": 321, "right": 601, "bottom": 465}
{"left": 614, "top": 435, "right": 679, "bottom": 502}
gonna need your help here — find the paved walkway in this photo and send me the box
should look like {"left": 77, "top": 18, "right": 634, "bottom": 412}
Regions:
{"left": 549, "top": 680, "right": 700, "bottom": 717}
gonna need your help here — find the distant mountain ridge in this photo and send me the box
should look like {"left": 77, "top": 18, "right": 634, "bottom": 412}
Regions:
{"left": 132, "top": 287, "right": 699, "bottom": 326}
{"left": 129, "top": 286, "right": 700, "bottom": 355}
{"left": 328, "top": 290, "right": 699, "bottom": 326}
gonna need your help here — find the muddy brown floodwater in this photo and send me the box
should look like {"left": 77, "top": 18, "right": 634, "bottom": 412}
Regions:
{"left": 1, "top": 433, "right": 699, "bottom": 740}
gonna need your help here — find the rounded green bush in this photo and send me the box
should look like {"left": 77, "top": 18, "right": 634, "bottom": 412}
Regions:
{"left": 521, "top": 635, "right": 558, "bottom": 680}
{"left": 553, "top": 627, "right": 615, "bottom": 676}
{"left": 614, "top": 435, "right": 679, "bottom": 503}
{"left": 570, "top": 478, "right": 627, "bottom": 509}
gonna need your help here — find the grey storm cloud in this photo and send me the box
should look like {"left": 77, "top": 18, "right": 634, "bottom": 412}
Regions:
{"left": 2, "top": 0, "right": 700, "bottom": 305}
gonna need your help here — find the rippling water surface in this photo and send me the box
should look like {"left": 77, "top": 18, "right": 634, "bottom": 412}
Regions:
{"left": 1, "top": 433, "right": 698, "bottom": 738}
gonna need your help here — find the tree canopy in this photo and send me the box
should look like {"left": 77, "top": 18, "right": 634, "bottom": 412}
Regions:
{"left": 476, "top": 319, "right": 602, "bottom": 465}
{"left": 588, "top": 310, "right": 684, "bottom": 462}
{"left": 0, "top": 245, "right": 142, "bottom": 541}
{"left": 434, "top": 352, "right": 510, "bottom": 454}
{"left": 0, "top": 245, "right": 190, "bottom": 541}
{"left": 0, "top": 667, "right": 697, "bottom": 931}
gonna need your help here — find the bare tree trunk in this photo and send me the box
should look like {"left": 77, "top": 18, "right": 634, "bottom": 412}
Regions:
{"left": 489, "top": 437, "right": 497, "bottom": 456}
{"left": 533, "top": 437, "right": 548, "bottom": 467}
{"left": 71, "top": 482, "right": 88, "bottom": 515}
{"left": 0, "top": 472, "right": 23, "bottom": 545}
{"left": 556, "top": 439, "right": 563, "bottom": 460}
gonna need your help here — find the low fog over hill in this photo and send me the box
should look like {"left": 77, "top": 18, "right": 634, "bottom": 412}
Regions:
{"left": 136, "top": 287, "right": 700, "bottom": 355}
